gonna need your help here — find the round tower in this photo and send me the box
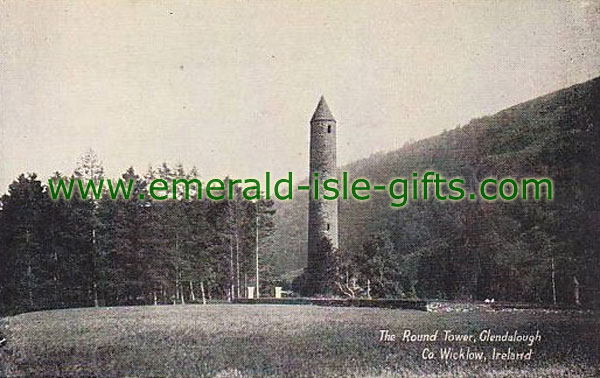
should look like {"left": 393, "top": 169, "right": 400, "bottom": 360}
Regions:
{"left": 306, "top": 96, "right": 338, "bottom": 296}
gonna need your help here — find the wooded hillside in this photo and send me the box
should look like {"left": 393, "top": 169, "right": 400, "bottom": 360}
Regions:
{"left": 270, "top": 76, "right": 600, "bottom": 305}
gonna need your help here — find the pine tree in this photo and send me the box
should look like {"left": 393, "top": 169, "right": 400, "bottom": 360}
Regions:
{"left": 0, "top": 174, "right": 51, "bottom": 313}
{"left": 74, "top": 149, "right": 104, "bottom": 306}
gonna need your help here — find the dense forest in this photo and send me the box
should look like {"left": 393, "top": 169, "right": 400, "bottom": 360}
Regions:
{"left": 2, "top": 77, "right": 599, "bottom": 315}
{"left": 271, "top": 76, "right": 600, "bottom": 307}
{"left": 0, "top": 154, "right": 276, "bottom": 315}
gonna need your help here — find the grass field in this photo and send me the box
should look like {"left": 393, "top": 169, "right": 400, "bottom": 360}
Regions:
{"left": 0, "top": 305, "right": 598, "bottom": 377}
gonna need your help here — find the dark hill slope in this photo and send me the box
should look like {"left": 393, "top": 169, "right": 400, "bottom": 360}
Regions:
{"left": 269, "top": 76, "right": 600, "bottom": 304}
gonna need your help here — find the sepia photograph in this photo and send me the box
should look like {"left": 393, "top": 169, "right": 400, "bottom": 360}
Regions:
{"left": 0, "top": 1, "right": 599, "bottom": 377}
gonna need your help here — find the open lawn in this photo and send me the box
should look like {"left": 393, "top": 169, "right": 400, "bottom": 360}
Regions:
{"left": 0, "top": 305, "right": 598, "bottom": 377}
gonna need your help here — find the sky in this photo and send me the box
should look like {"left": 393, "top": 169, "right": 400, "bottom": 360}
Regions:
{"left": 1, "top": 0, "right": 599, "bottom": 192}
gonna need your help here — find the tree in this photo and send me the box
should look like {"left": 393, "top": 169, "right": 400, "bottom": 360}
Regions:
{"left": 0, "top": 174, "right": 51, "bottom": 313}
{"left": 74, "top": 149, "right": 105, "bottom": 306}
{"left": 354, "top": 232, "right": 404, "bottom": 298}
{"left": 97, "top": 167, "right": 147, "bottom": 305}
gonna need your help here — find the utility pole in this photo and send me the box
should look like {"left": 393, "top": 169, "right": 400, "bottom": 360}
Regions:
{"left": 551, "top": 257, "right": 557, "bottom": 306}
{"left": 255, "top": 200, "right": 260, "bottom": 299}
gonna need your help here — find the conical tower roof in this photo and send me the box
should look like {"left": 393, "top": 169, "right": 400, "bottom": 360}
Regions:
{"left": 311, "top": 96, "right": 336, "bottom": 122}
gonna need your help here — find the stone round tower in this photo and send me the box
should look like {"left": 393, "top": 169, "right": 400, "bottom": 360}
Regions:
{"left": 306, "top": 96, "right": 338, "bottom": 296}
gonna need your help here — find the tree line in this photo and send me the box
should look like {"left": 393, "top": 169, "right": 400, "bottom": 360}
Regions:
{"left": 0, "top": 150, "right": 276, "bottom": 315}
{"left": 4, "top": 77, "right": 600, "bottom": 313}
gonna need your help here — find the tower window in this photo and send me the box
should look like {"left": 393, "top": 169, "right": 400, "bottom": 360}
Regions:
{"left": 327, "top": 223, "right": 330, "bottom": 231}
{"left": 327, "top": 125, "right": 331, "bottom": 133}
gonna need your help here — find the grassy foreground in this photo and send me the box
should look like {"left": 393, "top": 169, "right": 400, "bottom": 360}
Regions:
{"left": 0, "top": 305, "right": 598, "bottom": 377}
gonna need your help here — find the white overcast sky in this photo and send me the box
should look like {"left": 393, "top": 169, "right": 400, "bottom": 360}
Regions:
{"left": 1, "top": 0, "right": 599, "bottom": 192}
